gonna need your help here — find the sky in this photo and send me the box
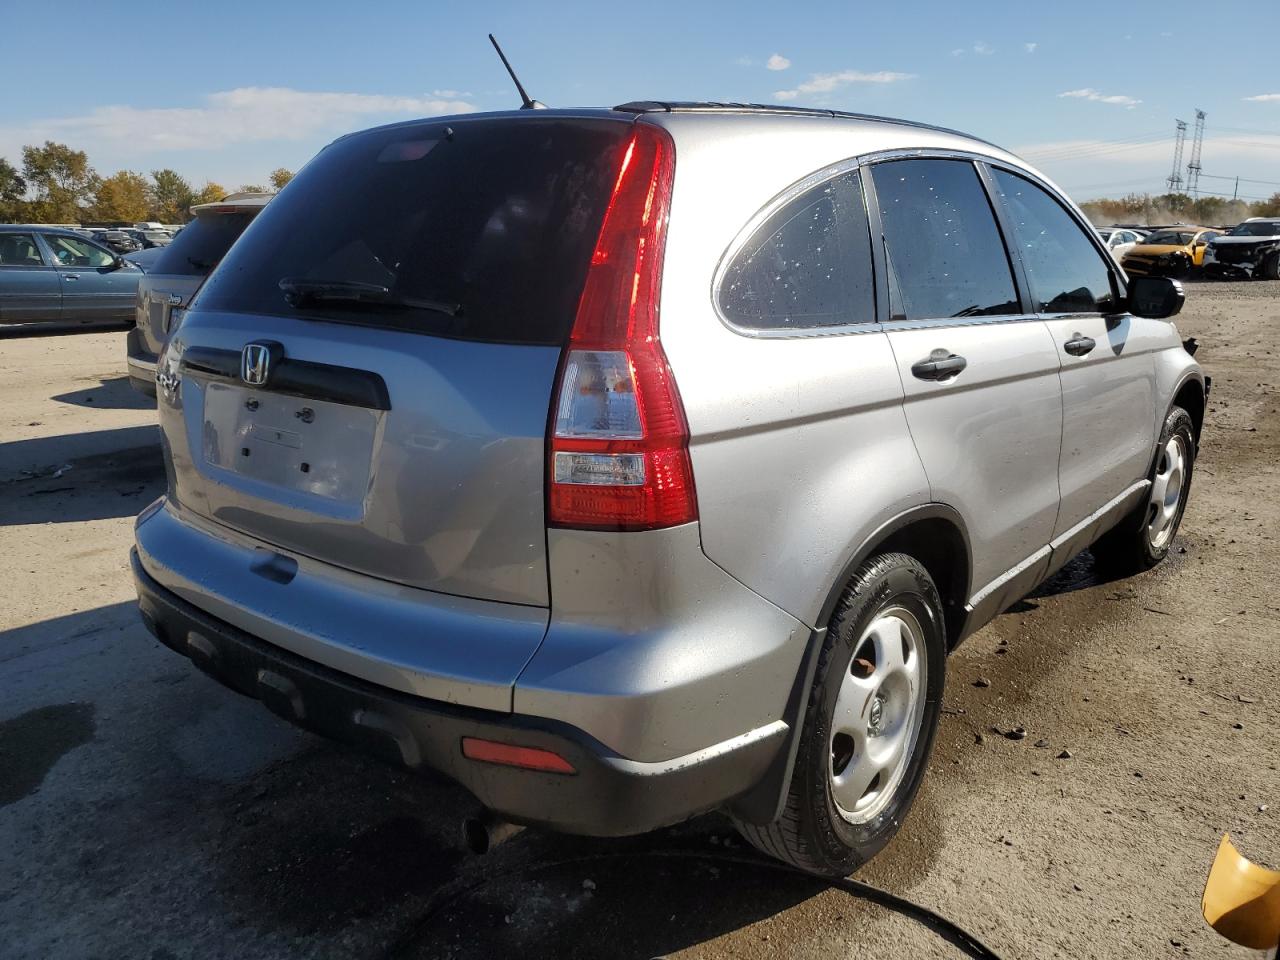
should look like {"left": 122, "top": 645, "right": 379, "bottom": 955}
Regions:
{"left": 3, "top": 0, "right": 1278, "bottom": 202}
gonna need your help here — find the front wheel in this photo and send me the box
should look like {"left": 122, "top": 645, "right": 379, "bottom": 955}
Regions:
{"left": 734, "top": 553, "right": 946, "bottom": 876}
{"left": 1092, "top": 405, "right": 1196, "bottom": 574}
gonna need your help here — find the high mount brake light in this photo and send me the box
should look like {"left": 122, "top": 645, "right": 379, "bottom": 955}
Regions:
{"left": 547, "top": 124, "right": 696, "bottom": 531}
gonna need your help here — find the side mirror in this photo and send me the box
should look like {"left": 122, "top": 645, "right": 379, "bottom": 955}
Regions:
{"left": 1128, "top": 276, "right": 1184, "bottom": 319}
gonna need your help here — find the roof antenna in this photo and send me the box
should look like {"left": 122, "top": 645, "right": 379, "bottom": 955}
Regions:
{"left": 489, "top": 34, "right": 546, "bottom": 110}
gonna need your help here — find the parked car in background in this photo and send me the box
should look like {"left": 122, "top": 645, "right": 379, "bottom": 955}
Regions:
{"left": 126, "top": 228, "right": 173, "bottom": 249}
{"left": 1121, "top": 226, "right": 1220, "bottom": 277}
{"left": 0, "top": 225, "right": 142, "bottom": 332}
{"left": 134, "top": 103, "right": 1205, "bottom": 877}
{"left": 127, "top": 192, "right": 271, "bottom": 394}
{"left": 1097, "top": 227, "right": 1144, "bottom": 263}
{"left": 123, "top": 246, "right": 166, "bottom": 273}
{"left": 1203, "top": 218, "right": 1280, "bottom": 280}
{"left": 96, "top": 229, "right": 143, "bottom": 254}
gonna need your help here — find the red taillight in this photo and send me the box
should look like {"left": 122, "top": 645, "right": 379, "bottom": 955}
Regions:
{"left": 460, "top": 737, "right": 576, "bottom": 774}
{"left": 548, "top": 123, "right": 697, "bottom": 531}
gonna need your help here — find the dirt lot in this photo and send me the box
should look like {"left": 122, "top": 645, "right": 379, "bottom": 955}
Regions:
{"left": 2, "top": 283, "right": 1277, "bottom": 959}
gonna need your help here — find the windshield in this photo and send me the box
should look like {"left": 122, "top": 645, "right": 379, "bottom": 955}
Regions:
{"left": 195, "top": 116, "right": 632, "bottom": 345}
{"left": 148, "top": 209, "right": 258, "bottom": 277}
{"left": 1142, "top": 231, "right": 1195, "bottom": 246}
{"left": 1228, "top": 221, "right": 1280, "bottom": 237}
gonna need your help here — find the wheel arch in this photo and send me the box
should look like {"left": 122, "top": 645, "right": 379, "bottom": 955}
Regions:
{"left": 815, "top": 504, "right": 973, "bottom": 650}
{"left": 1172, "top": 374, "right": 1206, "bottom": 445}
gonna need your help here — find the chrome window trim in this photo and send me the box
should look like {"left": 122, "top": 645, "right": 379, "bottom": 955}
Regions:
{"left": 710, "top": 146, "right": 1099, "bottom": 341}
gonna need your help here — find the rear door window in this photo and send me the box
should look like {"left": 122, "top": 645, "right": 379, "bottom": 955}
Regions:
{"left": 196, "top": 117, "right": 633, "bottom": 345}
{"left": 0, "top": 233, "right": 46, "bottom": 266}
{"left": 870, "top": 159, "right": 1019, "bottom": 322}
{"left": 718, "top": 170, "right": 875, "bottom": 330}
{"left": 150, "top": 211, "right": 257, "bottom": 277}
{"left": 990, "top": 168, "right": 1118, "bottom": 314}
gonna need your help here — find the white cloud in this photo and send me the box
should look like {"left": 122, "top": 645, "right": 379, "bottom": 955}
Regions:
{"left": 0, "top": 87, "right": 475, "bottom": 159}
{"left": 1024, "top": 42, "right": 1038, "bottom": 53}
{"left": 1244, "top": 93, "right": 1280, "bottom": 102}
{"left": 774, "top": 69, "right": 915, "bottom": 102}
{"left": 766, "top": 53, "right": 791, "bottom": 71}
{"left": 1058, "top": 88, "right": 1141, "bottom": 109}
{"left": 951, "top": 48, "right": 966, "bottom": 57}
{"left": 973, "top": 41, "right": 995, "bottom": 55}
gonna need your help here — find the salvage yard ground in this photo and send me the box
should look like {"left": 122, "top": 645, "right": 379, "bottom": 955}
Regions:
{"left": 2, "top": 282, "right": 1278, "bottom": 959}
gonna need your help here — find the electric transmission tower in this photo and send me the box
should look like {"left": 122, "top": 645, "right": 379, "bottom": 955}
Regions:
{"left": 1167, "top": 119, "right": 1187, "bottom": 193}
{"left": 1186, "top": 109, "right": 1206, "bottom": 197}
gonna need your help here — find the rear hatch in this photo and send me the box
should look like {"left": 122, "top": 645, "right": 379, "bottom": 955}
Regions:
{"left": 169, "top": 113, "right": 633, "bottom": 607}
{"left": 135, "top": 207, "right": 260, "bottom": 355}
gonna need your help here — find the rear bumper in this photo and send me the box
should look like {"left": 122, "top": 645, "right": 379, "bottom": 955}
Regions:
{"left": 126, "top": 327, "right": 158, "bottom": 396}
{"left": 132, "top": 548, "right": 787, "bottom": 836}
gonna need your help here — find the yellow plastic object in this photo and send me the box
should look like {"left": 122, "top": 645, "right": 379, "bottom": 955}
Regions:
{"left": 1203, "top": 834, "right": 1280, "bottom": 950}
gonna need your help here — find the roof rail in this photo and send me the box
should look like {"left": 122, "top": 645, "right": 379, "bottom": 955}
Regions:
{"left": 613, "top": 100, "right": 995, "bottom": 147}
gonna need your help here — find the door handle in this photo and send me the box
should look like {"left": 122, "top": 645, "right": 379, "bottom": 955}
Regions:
{"left": 60, "top": 274, "right": 78, "bottom": 281}
{"left": 1063, "top": 334, "right": 1096, "bottom": 357}
{"left": 911, "top": 349, "right": 968, "bottom": 381}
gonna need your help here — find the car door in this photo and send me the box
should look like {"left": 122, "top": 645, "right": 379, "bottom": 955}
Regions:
{"left": 39, "top": 233, "right": 132, "bottom": 322}
{"left": 987, "top": 167, "right": 1158, "bottom": 569}
{"left": 0, "top": 231, "right": 61, "bottom": 324}
{"left": 867, "top": 157, "right": 1064, "bottom": 618}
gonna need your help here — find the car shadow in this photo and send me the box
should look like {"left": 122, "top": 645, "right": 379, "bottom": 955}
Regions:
{"left": 1001, "top": 551, "right": 1130, "bottom": 613}
{"left": 0, "top": 431, "right": 163, "bottom": 525}
{"left": 51, "top": 376, "right": 154, "bottom": 411}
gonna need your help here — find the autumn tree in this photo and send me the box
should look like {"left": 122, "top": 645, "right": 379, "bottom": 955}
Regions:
{"left": 92, "top": 170, "right": 150, "bottom": 222}
{"left": 192, "top": 181, "right": 228, "bottom": 206}
{"left": 150, "top": 168, "right": 195, "bottom": 222}
{"left": 22, "top": 141, "right": 98, "bottom": 222}
{"left": 0, "top": 157, "right": 25, "bottom": 221}
{"left": 1255, "top": 192, "right": 1280, "bottom": 218}
{"left": 238, "top": 184, "right": 267, "bottom": 194}
{"left": 269, "top": 168, "right": 294, "bottom": 191}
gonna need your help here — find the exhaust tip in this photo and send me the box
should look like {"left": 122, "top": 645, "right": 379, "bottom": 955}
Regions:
{"left": 462, "top": 810, "right": 524, "bottom": 855}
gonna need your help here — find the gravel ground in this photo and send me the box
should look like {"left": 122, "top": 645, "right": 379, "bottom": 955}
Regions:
{"left": 1, "top": 281, "right": 1277, "bottom": 959}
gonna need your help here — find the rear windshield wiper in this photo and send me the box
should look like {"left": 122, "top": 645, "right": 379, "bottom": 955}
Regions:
{"left": 279, "top": 278, "right": 461, "bottom": 318}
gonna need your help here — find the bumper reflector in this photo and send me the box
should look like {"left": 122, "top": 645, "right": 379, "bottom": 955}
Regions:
{"left": 461, "top": 737, "right": 577, "bottom": 775}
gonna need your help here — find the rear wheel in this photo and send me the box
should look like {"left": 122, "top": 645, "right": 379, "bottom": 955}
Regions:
{"left": 1092, "top": 405, "right": 1195, "bottom": 575}
{"left": 1259, "top": 253, "right": 1280, "bottom": 281}
{"left": 734, "top": 553, "right": 946, "bottom": 877}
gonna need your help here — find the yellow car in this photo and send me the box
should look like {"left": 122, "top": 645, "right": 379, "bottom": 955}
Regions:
{"left": 1121, "top": 226, "right": 1222, "bottom": 277}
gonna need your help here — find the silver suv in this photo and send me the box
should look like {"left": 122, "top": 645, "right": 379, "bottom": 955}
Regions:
{"left": 132, "top": 103, "right": 1206, "bottom": 876}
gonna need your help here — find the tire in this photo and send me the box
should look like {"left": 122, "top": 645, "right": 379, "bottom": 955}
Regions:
{"left": 734, "top": 553, "right": 946, "bottom": 877}
{"left": 1259, "top": 253, "right": 1280, "bottom": 281}
{"left": 1092, "top": 405, "right": 1196, "bottom": 575}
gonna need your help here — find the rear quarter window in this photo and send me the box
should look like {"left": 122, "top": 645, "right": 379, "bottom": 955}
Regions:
{"left": 150, "top": 211, "right": 258, "bottom": 278}
{"left": 195, "top": 117, "right": 633, "bottom": 346}
{"left": 718, "top": 170, "right": 876, "bottom": 331}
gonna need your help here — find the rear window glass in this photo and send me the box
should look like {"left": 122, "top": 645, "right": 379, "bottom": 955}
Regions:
{"left": 150, "top": 210, "right": 257, "bottom": 277}
{"left": 196, "top": 117, "right": 632, "bottom": 345}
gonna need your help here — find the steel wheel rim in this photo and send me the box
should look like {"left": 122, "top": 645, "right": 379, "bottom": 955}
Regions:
{"left": 829, "top": 606, "right": 927, "bottom": 825}
{"left": 1147, "top": 434, "right": 1187, "bottom": 550}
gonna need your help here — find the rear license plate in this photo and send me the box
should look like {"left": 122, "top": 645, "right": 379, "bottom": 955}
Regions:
{"left": 201, "top": 382, "right": 378, "bottom": 504}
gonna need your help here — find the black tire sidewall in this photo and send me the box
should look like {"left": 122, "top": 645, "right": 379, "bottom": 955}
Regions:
{"left": 1140, "top": 407, "right": 1196, "bottom": 564}
{"left": 798, "top": 557, "right": 946, "bottom": 873}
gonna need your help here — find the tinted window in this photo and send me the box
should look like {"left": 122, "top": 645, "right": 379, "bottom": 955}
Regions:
{"left": 150, "top": 210, "right": 257, "bottom": 277}
{"left": 719, "top": 171, "right": 875, "bottom": 330}
{"left": 198, "top": 118, "right": 632, "bottom": 345}
{"left": 991, "top": 168, "right": 1117, "bottom": 314}
{"left": 0, "top": 233, "right": 45, "bottom": 266}
{"left": 44, "top": 234, "right": 115, "bottom": 268}
{"left": 871, "top": 159, "right": 1018, "bottom": 322}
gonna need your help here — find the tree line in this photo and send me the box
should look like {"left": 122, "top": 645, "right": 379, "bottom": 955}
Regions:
{"left": 1080, "top": 190, "right": 1280, "bottom": 227}
{"left": 0, "top": 141, "right": 294, "bottom": 225}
